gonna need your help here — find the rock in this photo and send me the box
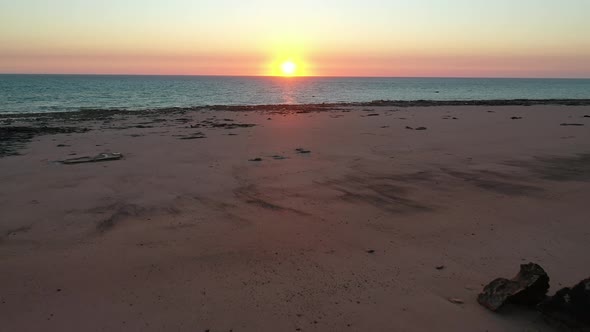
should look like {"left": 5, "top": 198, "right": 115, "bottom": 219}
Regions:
{"left": 477, "top": 263, "right": 550, "bottom": 311}
{"left": 538, "top": 277, "right": 590, "bottom": 328}
{"left": 405, "top": 126, "right": 414, "bottom": 130}
{"left": 449, "top": 298, "right": 464, "bottom": 304}
{"left": 560, "top": 123, "right": 584, "bottom": 126}
{"left": 366, "top": 250, "right": 375, "bottom": 254}
{"left": 415, "top": 127, "right": 428, "bottom": 131}
{"left": 366, "top": 113, "right": 380, "bottom": 117}
{"left": 209, "top": 122, "right": 256, "bottom": 129}
{"left": 248, "top": 158, "right": 262, "bottom": 162}
{"left": 583, "top": 115, "right": 590, "bottom": 118}
{"left": 436, "top": 265, "right": 445, "bottom": 270}
{"left": 295, "top": 148, "right": 311, "bottom": 154}
{"left": 511, "top": 116, "right": 523, "bottom": 120}
{"left": 60, "top": 152, "right": 123, "bottom": 165}
{"left": 179, "top": 133, "right": 206, "bottom": 140}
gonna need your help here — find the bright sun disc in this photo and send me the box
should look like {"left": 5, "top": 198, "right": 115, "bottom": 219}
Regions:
{"left": 280, "top": 61, "right": 297, "bottom": 76}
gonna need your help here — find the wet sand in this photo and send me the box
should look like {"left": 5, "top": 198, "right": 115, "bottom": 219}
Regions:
{"left": 1, "top": 103, "right": 590, "bottom": 331}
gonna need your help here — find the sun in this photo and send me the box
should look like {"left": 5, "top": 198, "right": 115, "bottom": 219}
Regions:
{"left": 280, "top": 61, "right": 297, "bottom": 76}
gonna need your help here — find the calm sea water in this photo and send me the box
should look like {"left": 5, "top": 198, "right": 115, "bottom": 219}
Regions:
{"left": 1, "top": 75, "right": 589, "bottom": 114}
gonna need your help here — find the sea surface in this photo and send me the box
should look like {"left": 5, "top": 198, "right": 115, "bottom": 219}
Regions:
{"left": 1, "top": 75, "right": 589, "bottom": 114}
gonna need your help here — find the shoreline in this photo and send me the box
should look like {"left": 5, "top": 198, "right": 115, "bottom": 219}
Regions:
{"left": 2, "top": 99, "right": 590, "bottom": 119}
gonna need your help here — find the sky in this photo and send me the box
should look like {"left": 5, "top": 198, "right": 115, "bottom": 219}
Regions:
{"left": 0, "top": 0, "right": 589, "bottom": 77}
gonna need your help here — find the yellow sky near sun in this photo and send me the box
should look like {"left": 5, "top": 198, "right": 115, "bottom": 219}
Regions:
{"left": 0, "top": 0, "right": 589, "bottom": 77}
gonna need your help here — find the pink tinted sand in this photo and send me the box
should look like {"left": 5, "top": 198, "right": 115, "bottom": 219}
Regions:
{"left": 1, "top": 105, "right": 589, "bottom": 331}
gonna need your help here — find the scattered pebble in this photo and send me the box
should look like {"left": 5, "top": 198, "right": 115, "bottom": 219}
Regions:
{"left": 449, "top": 298, "right": 464, "bottom": 304}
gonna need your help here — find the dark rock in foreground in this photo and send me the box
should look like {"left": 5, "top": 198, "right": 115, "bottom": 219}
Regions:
{"left": 538, "top": 278, "right": 590, "bottom": 328}
{"left": 477, "top": 263, "right": 550, "bottom": 311}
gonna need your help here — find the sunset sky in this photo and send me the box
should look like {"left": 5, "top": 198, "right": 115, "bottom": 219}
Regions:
{"left": 1, "top": 0, "right": 589, "bottom": 77}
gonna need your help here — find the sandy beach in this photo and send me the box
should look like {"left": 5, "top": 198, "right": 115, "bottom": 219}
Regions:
{"left": 1, "top": 102, "right": 589, "bottom": 331}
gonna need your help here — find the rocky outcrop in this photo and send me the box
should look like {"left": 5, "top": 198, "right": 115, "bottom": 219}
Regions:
{"left": 538, "top": 278, "right": 590, "bottom": 328}
{"left": 477, "top": 263, "right": 550, "bottom": 311}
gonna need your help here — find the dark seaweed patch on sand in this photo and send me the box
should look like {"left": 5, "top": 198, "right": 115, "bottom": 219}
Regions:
{"left": 320, "top": 173, "right": 434, "bottom": 214}
{"left": 0, "top": 126, "right": 89, "bottom": 157}
{"left": 234, "top": 184, "right": 309, "bottom": 216}
{"left": 3, "top": 225, "right": 32, "bottom": 238}
{"left": 442, "top": 169, "right": 543, "bottom": 196}
{"left": 507, "top": 154, "right": 590, "bottom": 182}
{"left": 96, "top": 204, "right": 144, "bottom": 233}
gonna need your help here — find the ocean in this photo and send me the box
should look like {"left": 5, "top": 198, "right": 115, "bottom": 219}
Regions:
{"left": 1, "top": 75, "right": 589, "bottom": 114}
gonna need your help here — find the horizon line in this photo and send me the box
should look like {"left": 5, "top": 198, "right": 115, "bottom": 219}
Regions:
{"left": 1, "top": 73, "right": 589, "bottom": 80}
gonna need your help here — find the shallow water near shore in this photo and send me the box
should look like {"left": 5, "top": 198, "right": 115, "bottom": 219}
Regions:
{"left": 1, "top": 75, "right": 590, "bottom": 114}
